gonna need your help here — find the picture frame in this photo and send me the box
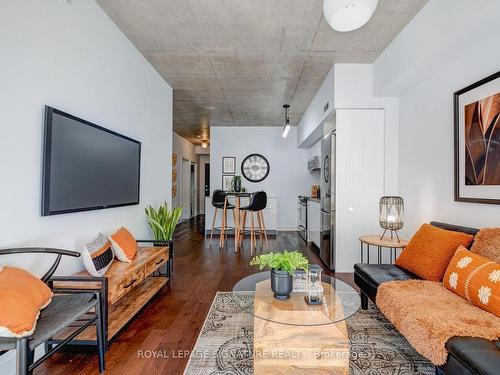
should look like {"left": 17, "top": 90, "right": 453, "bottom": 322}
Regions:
{"left": 222, "top": 156, "right": 236, "bottom": 174}
{"left": 454, "top": 70, "right": 500, "bottom": 204}
{"left": 222, "top": 175, "right": 233, "bottom": 191}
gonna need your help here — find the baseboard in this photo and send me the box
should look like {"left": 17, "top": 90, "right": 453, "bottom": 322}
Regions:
{"left": 204, "top": 229, "right": 278, "bottom": 236}
{"left": 277, "top": 226, "right": 299, "bottom": 232}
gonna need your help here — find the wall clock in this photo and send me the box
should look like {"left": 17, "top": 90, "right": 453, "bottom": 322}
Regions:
{"left": 241, "top": 153, "right": 270, "bottom": 182}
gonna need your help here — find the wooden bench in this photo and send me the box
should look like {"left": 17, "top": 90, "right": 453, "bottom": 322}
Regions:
{"left": 52, "top": 245, "right": 169, "bottom": 347}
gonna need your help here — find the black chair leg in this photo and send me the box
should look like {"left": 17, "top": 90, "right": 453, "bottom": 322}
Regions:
{"left": 16, "top": 338, "right": 29, "bottom": 375}
{"left": 360, "top": 292, "right": 369, "bottom": 310}
{"left": 95, "top": 296, "right": 106, "bottom": 373}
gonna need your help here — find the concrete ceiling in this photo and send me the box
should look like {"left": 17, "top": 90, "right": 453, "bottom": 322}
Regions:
{"left": 97, "top": 0, "right": 427, "bottom": 145}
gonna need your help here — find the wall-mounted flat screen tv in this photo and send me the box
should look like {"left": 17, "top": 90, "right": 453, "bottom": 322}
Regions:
{"left": 42, "top": 106, "right": 141, "bottom": 216}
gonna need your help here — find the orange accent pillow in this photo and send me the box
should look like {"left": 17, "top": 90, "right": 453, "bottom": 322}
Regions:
{"left": 0, "top": 266, "right": 53, "bottom": 337}
{"left": 443, "top": 246, "right": 500, "bottom": 317}
{"left": 109, "top": 227, "right": 137, "bottom": 262}
{"left": 396, "top": 224, "right": 474, "bottom": 281}
{"left": 470, "top": 228, "right": 500, "bottom": 263}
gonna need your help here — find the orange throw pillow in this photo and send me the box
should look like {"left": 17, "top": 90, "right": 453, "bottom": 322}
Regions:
{"left": 470, "top": 228, "right": 500, "bottom": 263}
{"left": 443, "top": 246, "right": 500, "bottom": 317}
{"left": 109, "top": 227, "right": 137, "bottom": 262}
{"left": 396, "top": 224, "right": 474, "bottom": 281}
{"left": 0, "top": 266, "right": 53, "bottom": 337}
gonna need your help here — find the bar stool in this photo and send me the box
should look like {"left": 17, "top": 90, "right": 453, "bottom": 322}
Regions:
{"left": 209, "top": 189, "right": 236, "bottom": 248}
{"left": 238, "top": 191, "right": 269, "bottom": 253}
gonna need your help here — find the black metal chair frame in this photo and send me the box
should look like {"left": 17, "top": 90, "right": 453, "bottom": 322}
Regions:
{"left": 0, "top": 248, "right": 106, "bottom": 374}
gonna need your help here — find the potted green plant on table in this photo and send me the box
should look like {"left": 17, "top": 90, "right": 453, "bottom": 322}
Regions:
{"left": 145, "top": 203, "right": 182, "bottom": 274}
{"left": 250, "top": 251, "right": 309, "bottom": 300}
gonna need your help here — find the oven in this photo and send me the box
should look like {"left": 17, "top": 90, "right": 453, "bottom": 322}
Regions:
{"left": 298, "top": 196, "right": 307, "bottom": 242}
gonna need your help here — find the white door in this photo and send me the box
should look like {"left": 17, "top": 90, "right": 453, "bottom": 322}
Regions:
{"left": 335, "top": 109, "right": 385, "bottom": 272}
{"left": 181, "top": 159, "right": 191, "bottom": 220}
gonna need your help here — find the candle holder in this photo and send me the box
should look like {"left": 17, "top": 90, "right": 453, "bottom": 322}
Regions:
{"left": 379, "top": 196, "right": 404, "bottom": 242}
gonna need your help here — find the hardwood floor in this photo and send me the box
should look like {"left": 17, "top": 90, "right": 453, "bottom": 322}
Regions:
{"left": 39, "top": 215, "right": 355, "bottom": 375}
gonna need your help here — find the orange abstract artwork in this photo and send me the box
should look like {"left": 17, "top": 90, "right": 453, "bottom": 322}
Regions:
{"left": 464, "top": 92, "right": 500, "bottom": 185}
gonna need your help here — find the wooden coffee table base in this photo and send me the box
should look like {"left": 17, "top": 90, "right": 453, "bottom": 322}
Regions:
{"left": 253, "top": 318, "right": 349, "bottom": 374}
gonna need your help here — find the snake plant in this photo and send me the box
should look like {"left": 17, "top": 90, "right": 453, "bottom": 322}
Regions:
{"left": 145, "top": 202, "right": 182, "bottom": 241}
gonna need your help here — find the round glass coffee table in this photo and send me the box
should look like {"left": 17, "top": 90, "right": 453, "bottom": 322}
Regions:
{"left": 232, "top": 271, "right": 360, "bottom": 374}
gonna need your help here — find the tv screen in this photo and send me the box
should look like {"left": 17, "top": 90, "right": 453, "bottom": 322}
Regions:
{"left": 42, "top": 106, "right": 141, "bottom": 216}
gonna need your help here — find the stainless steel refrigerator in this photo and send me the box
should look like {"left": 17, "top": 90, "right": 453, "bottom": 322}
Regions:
{"left": 320, "top": 131, "right": 336, "bottom": 270}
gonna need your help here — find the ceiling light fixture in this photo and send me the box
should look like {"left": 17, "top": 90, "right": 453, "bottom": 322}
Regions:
{"left": 323, "top": 0, "right": 378, "bottom": 32}
{"left": 201, "top": 140, "right": 209, "bottom": 149}
{"left": 282, "top": 104, "right": 291, "bottom": 138}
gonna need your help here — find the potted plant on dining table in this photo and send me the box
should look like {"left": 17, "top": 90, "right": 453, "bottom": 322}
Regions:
{"left": 250, "top": 251, "right": 309, "bottom": 300}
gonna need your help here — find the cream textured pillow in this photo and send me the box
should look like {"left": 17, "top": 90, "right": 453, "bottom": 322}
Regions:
{"left": 470, "top": 228, "right": 500, "bottom": 263}
{"left": 0, "top": 266, "right": 53, "bottom": 337}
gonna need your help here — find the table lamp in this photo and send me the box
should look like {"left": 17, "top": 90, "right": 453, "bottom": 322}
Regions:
{"left": 379, "top": 196, "right": 404, "bottom": 242}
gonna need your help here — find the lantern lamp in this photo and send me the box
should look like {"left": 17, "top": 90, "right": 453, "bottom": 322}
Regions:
{"left": 379, "top": 196, "right": 404, "bottom": 242}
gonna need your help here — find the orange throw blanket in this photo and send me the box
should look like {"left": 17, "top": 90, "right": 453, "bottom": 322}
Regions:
{"left": 376, "top": 280, "right": 500, "bottom": 365}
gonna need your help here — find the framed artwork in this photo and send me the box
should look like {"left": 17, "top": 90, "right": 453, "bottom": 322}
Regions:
{"left": 222, "top": 157, "right": 236, "bottom": 174}
{"left": 222, "top": 175, "right": 233, "bottom": 191}
{"left": 454, "top": 71, "right": 500, "bottom": 204}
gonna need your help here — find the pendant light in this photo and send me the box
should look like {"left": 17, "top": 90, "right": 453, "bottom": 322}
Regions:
{"left": 282, "top": 104, "right": 291, "bottom": 138}
{"left": 323, "top": 0, "right": 378, "bottom": 32}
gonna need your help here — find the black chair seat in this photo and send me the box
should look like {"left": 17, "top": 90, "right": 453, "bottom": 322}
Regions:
{"left": 444, "top": 337, "right": 500, "bottom": 375}
{"left": 0, "top": 293, "right": 98, "bottom": 351}
{"left": 212, "top": 202, "right": 235, "bottom": 209}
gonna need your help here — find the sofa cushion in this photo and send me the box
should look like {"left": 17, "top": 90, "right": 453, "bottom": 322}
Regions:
{"left": 443, "top": 246, "right": 500, "bottom": 317}
{"left": 354, "top": 263, "right": 418, "bottom": 286}
{"left": 445, "top": 337, "right": 500, "bottom": 375}
{"left": 376, "top": 280, "right": 500, "bottom": 365}
{"left": 471, "top": 228, "right": 500, "bottom": 263}
{"left": 396, "top": 223, "right": 474, "bottom": 282}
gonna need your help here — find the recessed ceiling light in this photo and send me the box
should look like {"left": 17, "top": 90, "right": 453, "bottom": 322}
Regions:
{"left": 196, "top": 134, "right": 202, "bottom": 138}
{"left": 206, "top": 105, "right": 216, "bottom": 110}
{"left": 201, "top": 140, "right": 209, "bottom": 148}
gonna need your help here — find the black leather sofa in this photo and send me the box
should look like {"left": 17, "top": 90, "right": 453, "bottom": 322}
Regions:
{"left": 354, "top": 221, "right": 500, "bottom": 375}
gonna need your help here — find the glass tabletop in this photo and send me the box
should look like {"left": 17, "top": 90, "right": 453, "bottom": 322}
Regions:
{"left": 232, "top": 271, "right": 361, "bottom": 326}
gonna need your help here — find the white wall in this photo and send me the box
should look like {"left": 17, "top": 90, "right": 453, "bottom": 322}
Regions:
{"left": 172, "top": 132, "right": 197, "bottom": 218}
{"left": 0, "top": 0, "right": 172, "bottom": 369}
{"left": 209, "top": 127, "right": 314, "bottom": 230}
{"left": 297, "top": 67, "right": 335, "bottom": 148}
{"left": 373, "top": 0, "right": 500, "bottom": 235}
{"left": 374, "top": 0, "right": 500, "bottom": 97}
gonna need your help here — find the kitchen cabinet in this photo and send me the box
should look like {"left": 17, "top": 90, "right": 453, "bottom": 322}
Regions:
{"left": 307, "top": 200, "right": 320, "bottom": 248}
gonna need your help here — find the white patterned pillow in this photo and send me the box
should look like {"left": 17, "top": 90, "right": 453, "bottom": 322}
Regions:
{"left": 82, "top": 233, "right": 114, "bottom": 276}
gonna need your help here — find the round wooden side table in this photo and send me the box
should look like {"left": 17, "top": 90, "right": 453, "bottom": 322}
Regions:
{"left": 359, "top": 235, "right": 409, "bottom": 264}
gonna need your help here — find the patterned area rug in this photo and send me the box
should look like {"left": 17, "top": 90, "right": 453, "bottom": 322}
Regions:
{"left": 183, "top": 292, "right": 434, "bottom": 375}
